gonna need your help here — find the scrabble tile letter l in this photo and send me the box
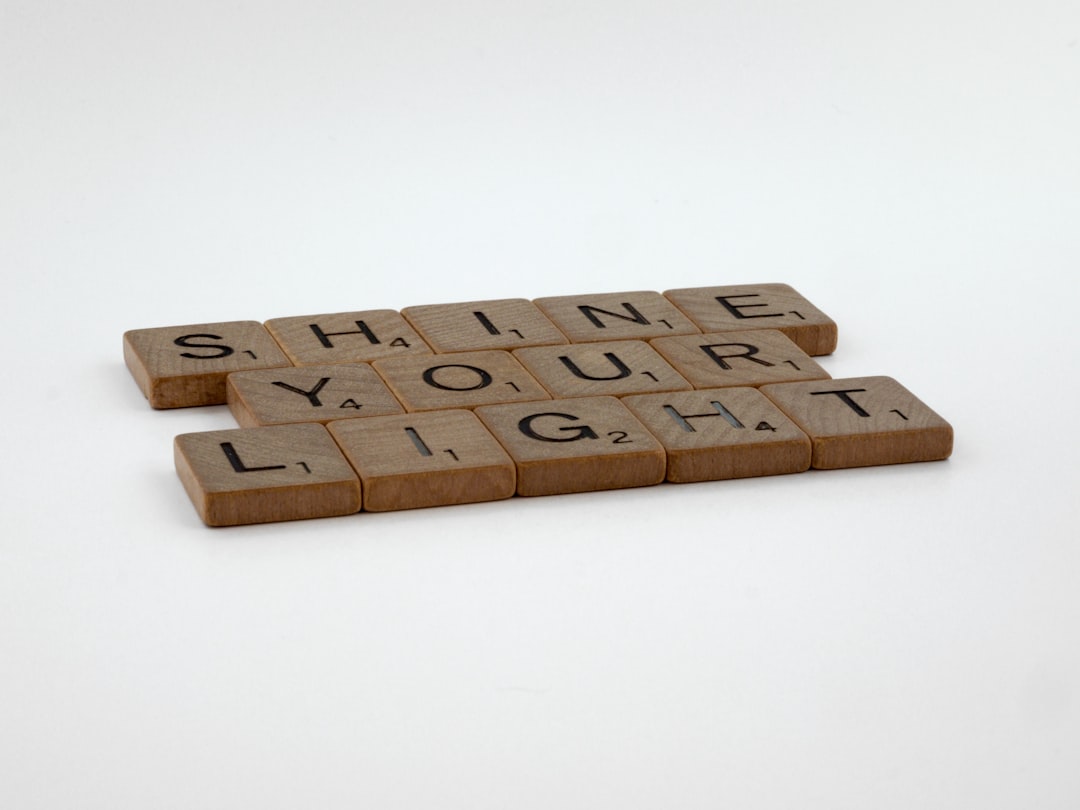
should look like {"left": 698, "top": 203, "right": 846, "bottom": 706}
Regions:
{"left": 174, "top": 423, "right": 362, "bottom": 526}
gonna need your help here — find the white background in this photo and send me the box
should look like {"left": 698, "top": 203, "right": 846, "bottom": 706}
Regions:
{"left": 2, "top": 2, "right": 1079, "bottom": 807}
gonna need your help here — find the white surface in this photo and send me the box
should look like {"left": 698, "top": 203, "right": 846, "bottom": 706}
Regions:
{"left": 2, "top": 2, "right": 1079, "bottom": 808}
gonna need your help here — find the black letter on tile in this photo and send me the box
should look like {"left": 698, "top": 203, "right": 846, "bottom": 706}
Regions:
{"left": 558, "top": 352, "right": 632, "bottom": 381}
{"left": 174, "top": 334, "right": 234, "bottom": 359}
{"left": 271, "top": 377, "right": 331, "bottom": 407}
{"left": 220, "top": 442, "right": 287, "bottom": 473}
{"left": 810, "top": 388, "right": 871, "bottom": 417}
{"left": 663, "top": 401, "right": 745, "bottom": 432}
{"left": 422, "top": 364, "right": 493, "bottom": 391}
{"left": 309, "top": 321, "right": 381, "bottom": 348}
{"left": 715, "top": 294, "right": 783, "bottom": 320}
{"left": 577, "top": 303, "right": 650, "bottom": 329}
{"left": 700, "top": 343, "right": 774, "bottom": 370}
{"left": 518, "top": 413, "right": 599, "bottom": 442}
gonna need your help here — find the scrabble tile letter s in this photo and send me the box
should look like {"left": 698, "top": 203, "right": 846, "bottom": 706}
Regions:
{"left": 124, "top": 321, "right": 291, "bottom": 408}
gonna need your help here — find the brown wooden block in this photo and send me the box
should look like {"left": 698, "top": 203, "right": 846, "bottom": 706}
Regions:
{"left": 226, "top": 363, "right": 404, "bottom": 427}
{"left": 650, "top": 329, "right": 831, "bottom": 389}
{"left": 372, "top": 350, "right": 550, "bottom": 412}
{"left": 622, "top": 387, "right": 811, "bottom": 483}
{"left": 759, "top": 376, "right": 953, "bottom": 469}
{"left": 328, "top": 410, "right": 516, "bottom": 511}
{"left": 264, "top": 309, "right": 432, "bottom": 366}
{"left": 533, "top": 290, "right": 701, "bottom": 343}
{"left": 124, "top": 321, "right": 292, "bottom": 409}
{"left": 513, "top": 340, "right": 693, "bottom": 399}
{"left": 401, "top": 298, "right": 569, "bottom": 353}
{"left": 475, "top": 396, "right": 666, "bottom": 496}
{"left": 174, "top": 423, "right": 362, "bottom": 526}
{"left": 664, "top": 283, "right": 838, "bottom": 355}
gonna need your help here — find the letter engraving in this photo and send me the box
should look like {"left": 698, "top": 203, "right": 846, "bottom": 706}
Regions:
{"left": 576, "top": 302, "right": 650, "bottom": 329}
{"left": 422, "top": 364, "right": 493, "bottom": 391}
{"left": 219, "top": 442, "right": 287, "bottom": 473}
{"left": 518, "top": 412, "right": 600, "bottom": 442}
{"left": 810, "top": 388, "right": 871, "bottom": 417}
{"left": 309, "top": 320, "right": 381, "bottom": 348}
{"left": 174, "top": 334, "right": 234, "bottom": 360}
{"left": 715, "top": 294, "right": 784, "bottom": 320}
{"left": 663, "top": 401, "right": 744, "bottom": 432}
{"left": 473, "top": 311, "right": 501, "bottom": 336}
{"left": 557, "top": 352, "right": 632, "bottom": 381}
{"left": 890, "top": 409, "right": 908, "bottom": 421}
{"left": 699, "top": 343, "right": 774, "bottom": 370}
{"left": 607, "top": 430, "right": 631, "bottom": 444}
{"left": 404, "top": 427, "right": 433, "bottom": 457}
{"left": 271, "top": 377, "right": 331, "bottom": 407}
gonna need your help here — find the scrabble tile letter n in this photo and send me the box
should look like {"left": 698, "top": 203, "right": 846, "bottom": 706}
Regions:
{"left": 124, "top": 321, "right": 292, "bottom": 408}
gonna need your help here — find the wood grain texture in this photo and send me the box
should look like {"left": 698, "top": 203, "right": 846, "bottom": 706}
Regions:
{"left": 327, "top": 410, "right": 516, "bottom": 511}
{"left": 372, "top": 350, "right": 550, "bottom": 412}
{"left": 512, "top": 340, "right": 693, "bottom": 398}
{"left": 622, "top": 387, "right": 811, "bottom": 482}
{"left": 650, "top": 329, "right": 831, "bottom": 389}
{"left": 759, "top": 376, "right": 953, "bottom": 469}
{"left": 401, "top": 298, "right": 569, "bottom": 353}
{"left": 174, "top": 424, "right": 362, "bottom": 526}
{"left": 226, "top": 363, "right": 404, "bottom": 427}
{"left": 475, "top": 396, "right": 666, "bottom": 496}
{"left": 664, "top": 283, "right": 838, "bottom": 356}
{"left": 264, "top": 309, "right": 431, "bottom": 366}
{"left": 124, "top": 321, "right": 291, "bottom": 408}
{"left": 533, "top": 290, "right": 701, "bottom": 342}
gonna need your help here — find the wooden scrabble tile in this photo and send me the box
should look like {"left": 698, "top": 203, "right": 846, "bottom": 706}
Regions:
{"left": 124, "top": 321, "right": 292, "bottom": 409}
{"left": 475, "top": 396, "right": 666, "bottom": 496}
{"left": 372, "top": 350, "right": 551, "bottom": 412}
{"left": 622, "top": 388, "right": 811, "bottom": 483}
{"left": 650, "top": 329, "right": 831, "bottom": 389}
{"left": 328, "top": 410, "right": 516, "bottom": 511}
{"left": 513, "top": 340, "right": 693, "bottom": 398}
{"left": 401, "top": 298, "right": 569, "bottom": 353}
{"left": 226, "top": 363, "right": 404, "bottom": 427}
{"left": 759, "top": 376, "right": 953, "bottom": 469}
{"left": 533, "top": 290, "right": 701, "bottom": 342}
{"left": 263, "top": 309, "right": 432, "bottom": 365}
{"left": 664, "top": 283, "right": 838, "bottom": 355}
{"left": 174, "top": 423, "right": 362, "bottom": 526}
